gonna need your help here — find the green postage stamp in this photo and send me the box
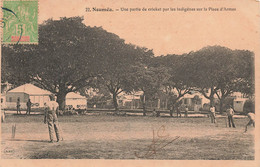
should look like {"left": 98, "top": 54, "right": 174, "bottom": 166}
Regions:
{"left": 2, "top": 0, "right": 38, "bottom": 44}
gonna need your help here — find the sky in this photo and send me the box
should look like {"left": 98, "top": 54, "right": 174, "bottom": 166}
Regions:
{"left": 39, "top": 0, "right": 260, "bottom": 56}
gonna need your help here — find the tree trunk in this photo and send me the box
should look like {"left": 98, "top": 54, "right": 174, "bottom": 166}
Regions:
{"left": 112, "top": 93, "right": 119, "bottom": 112}
{"left": 209, "top": 87, "right": 216, "bottom": 107}
{"left": 169, "top": 98, "right": 178, "bottom": 117}
{"left": 170, "top": 105, "right": 174, "bottom": 117}
{"left": 219, "top": 97, "right": 226, "bottom": 114}
{"left": 142, "top": 94, "right": 146, "bottom": 116}
{"left": 209, "top": 97, "right": 214, "bottom": 107}
{"left": 56, "top": 91, "right": 67, "bottom": 111}
{"left": 209, "top": 91, "right": 215, "bottom": 107}
{"left": 201, "top": 87, "right": 215, "bottom": 108}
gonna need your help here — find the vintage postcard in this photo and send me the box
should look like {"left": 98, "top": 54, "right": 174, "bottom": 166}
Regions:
{"left": 0, "top": 0, "right": 259, "bottom": 166}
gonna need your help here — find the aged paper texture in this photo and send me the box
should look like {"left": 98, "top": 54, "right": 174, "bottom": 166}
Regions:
{"left": 1, "top": 0, "right": 260, "bottom": 166}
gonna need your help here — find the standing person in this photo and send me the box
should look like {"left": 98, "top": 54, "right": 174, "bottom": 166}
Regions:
{"left": 184, "top": 105, "right": 188, "bottom": 118}
{"left": 26, "top": 99, "right": 32, "bottom": 115}
{"left": 244, "top": 112, "right": 255, "bottom": 132}
{"left": 1, "top": 110, "right": 5, "bottom": 123}
{"left": 209, "top": 105, "right": 216, "bottom": 123}
{"left": 16, "top": 98, "right": 21, "bottom": 115}
{"left": 226, "top": 105, "right": 236, "bottom": 128}
{"left": 156, "top": 109, "right": 160, "bottom": 117}
{"left": 44, "top": 97, "right": 61, "bottom": 143}
{"left": 153, "top": 109, "right": 157, "bottom": 117}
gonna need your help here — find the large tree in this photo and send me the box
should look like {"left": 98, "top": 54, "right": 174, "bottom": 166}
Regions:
{"left": 214, "top": 49, "right": 254, "bottom": 112}
{"left": 183, "top": 46, "right": 233, "bottom": 108}
{"left": 2, "top": 17, "right": 128, "bottom": 110}
{"left": 151, "top": 54, "right": 192, "bottom": 114}
{"left": 186, "top": 46, "right": 254, "bottom": 112}
{"left": 127, "top": 64, "right": 163, "bottom": 116}
{"left": 232, "top": 49, "right": 254, "bottom": 96}
{"left": 98, "top": 44, "right": 153, "bottom": 112}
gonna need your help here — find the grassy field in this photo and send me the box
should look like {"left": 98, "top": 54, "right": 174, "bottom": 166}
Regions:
{"left": 1, "top": 113, "right": 254, "bottom": 159}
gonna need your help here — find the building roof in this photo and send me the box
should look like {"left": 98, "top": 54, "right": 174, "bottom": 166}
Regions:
{"left": 234, "top": 98, "right": 248, "bottom": 102}
{"left": 66, "top": 92, "right": 86, "bottom": 99}
{"left": 183, "top": 92, "right": 203, "bottom": 98}
{"left": 8, "top": 84, "right": 52, "bottom": 95}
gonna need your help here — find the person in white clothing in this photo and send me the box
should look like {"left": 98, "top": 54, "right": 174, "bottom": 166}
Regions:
{"left": 44, "top": 96, "right": 61, "bottom": 143}
{"left": 209, "top": 105, "right": 216, "bottom": 123}
{"left": 226, "top": 105, "right": 236, "bottom": 128}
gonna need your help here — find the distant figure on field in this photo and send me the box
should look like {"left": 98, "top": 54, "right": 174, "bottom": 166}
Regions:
{"left": 26, "top": 99, "right": 32, "bottom": 115}
{"left": 44, "top": 97, "right": 61, "bottom": 143}
{"left": 184, "top": 105, "right": 188, "bottom": 118}
{"left": 1, "top": 110, "right": 5, "bottom": 123}
{"left": 152, "top": 109, "right": 156, "bottom": 117}
{"left": 226, "top": 105, "right": 236, "bottom": 128}
{"left": 245, "top": 112, "right": 255, "bottom": 132}
{"left": 16, "top": 98, "right": 21, "bottom": 115}
{"left": 209, "top": 105, "right": 216, "bottom": 123}
{"left": 156, "top": 109, "right": 160, "bottom": 117}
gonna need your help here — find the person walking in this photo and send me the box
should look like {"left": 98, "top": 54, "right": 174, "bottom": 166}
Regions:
{"left": 244, "top": 112, "right": 255, "bottom": 132}
{"left": 44, "top": 97, "right": 61, "bottom": 143}
{"left": 16, "top": 98, "right": 21, "bottom": 115}
{"left": 209, "top": 105, "right": 216, "bottom": 123}
{"left": 226, "top": 105, "right": 236, "bottom": 128}
{"left": 26, "top": 99, "right": 32, "bottom": 115}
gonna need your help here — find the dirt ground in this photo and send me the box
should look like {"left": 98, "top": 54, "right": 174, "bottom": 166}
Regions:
{"left": 1, "top": 114, "right": 254, "bottom": 159}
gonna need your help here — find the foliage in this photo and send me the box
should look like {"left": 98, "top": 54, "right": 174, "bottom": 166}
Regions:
{"left": 2, "top": 17, "right": 127, "bottom": 110}
{"left": 97, "top": 44, "right": 154, "bottom": 112}
{"left": 183, "top": 46, "right": 254, "bottom": 112}
{"left": 126, "top": 64, "right": 166, "bottom": 114}
{"left": 151, "top": 54, "right": 192, "bottom": 110}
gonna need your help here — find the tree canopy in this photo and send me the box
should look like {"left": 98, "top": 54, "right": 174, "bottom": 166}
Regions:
{"left": 181, "top": 46, "right": 254, "bottom": 112}
{"left": 1, "top": 16, "right": 254, "bottom": 114}
{"left": 97, "top": 44, "right": 154, "bottom": 112}
{"left": 2, "top": 17, "right": 131, "bottom": 110}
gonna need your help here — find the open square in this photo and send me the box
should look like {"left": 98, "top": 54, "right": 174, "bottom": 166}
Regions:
{"left": 1, "top": 113, "right": 254, "bottom": 159}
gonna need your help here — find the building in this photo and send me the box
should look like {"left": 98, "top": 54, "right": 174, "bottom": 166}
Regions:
{"left": 66, "top": 92, "right": 87, "bottom": 110}
{"left": 233, "top": 98, "right": 248, "bottom": 112}
{"left": 5, "top": 84, "right": 52, "bottom": 110}
{"left": 118, "top": 91, "right": 142, "bottom": 109}
{"left": 180, "top": 92, "right": 209, "bottom": 111}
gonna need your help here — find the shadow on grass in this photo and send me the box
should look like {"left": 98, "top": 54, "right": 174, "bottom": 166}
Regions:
{"left": 8, "top": 139, "right": 48, "bottom": 143}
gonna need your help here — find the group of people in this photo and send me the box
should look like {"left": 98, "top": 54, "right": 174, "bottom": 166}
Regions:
{"left": 209, "top": 104, "right": 255, "bottom": 132}
{"left": 16, "top": 98, "right": 32, "bottom": 115}
{"left": 15, "top": 96, "right": 255, "bottom": 143}
{"left": 209, "top": 105, "right": 236, "bottom": 127}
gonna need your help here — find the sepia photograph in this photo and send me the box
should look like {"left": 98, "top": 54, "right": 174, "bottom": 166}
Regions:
{"left": 0, "top": 0, "right": 259, "bottom": 166}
